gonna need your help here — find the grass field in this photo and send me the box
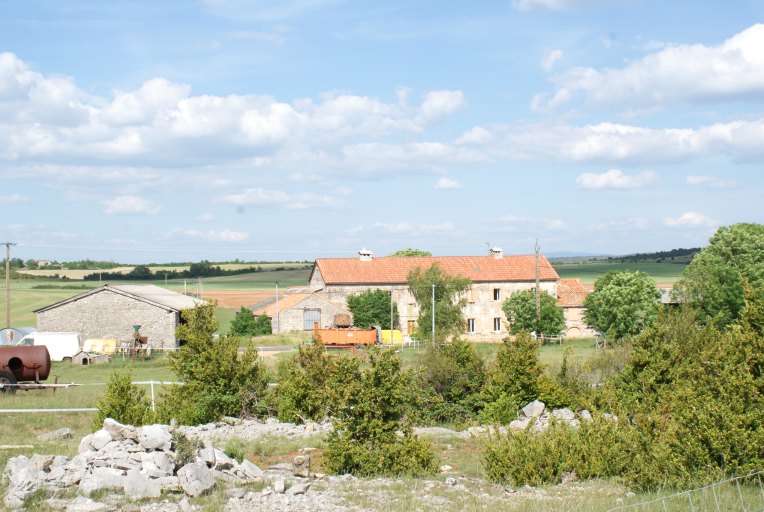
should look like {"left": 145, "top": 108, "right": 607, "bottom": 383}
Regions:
{"left": 552, "top": 261, "right": 687, "bottom": 284}
{"left": 17, "top": 262, "right": 311, "bottom": 280}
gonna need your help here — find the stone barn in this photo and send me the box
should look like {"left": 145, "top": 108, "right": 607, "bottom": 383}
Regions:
{"left": 251, "top": 292, "right": 351, "bottom": 334}
{"left": 34, "top": 285, "right": 206, "bottom": 349}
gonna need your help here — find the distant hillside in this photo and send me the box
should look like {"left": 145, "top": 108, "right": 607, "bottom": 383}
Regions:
{"left": 603, "top": 248, "right": 700, "bottom": 264}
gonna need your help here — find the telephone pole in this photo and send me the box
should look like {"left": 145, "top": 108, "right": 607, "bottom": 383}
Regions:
{"left": 4, "top": 242, "right": 17, "bottom": 328}
{"left": 534, "top": 239, "right": 541, "bottom": 337}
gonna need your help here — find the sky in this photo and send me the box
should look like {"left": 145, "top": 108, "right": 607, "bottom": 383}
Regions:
{"left": 1, "top": 0, "right": 763, "bottom": 263}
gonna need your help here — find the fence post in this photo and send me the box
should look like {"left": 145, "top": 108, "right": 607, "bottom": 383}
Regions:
{"left": 150, "top": 380, "right": 156, "bottom": 412}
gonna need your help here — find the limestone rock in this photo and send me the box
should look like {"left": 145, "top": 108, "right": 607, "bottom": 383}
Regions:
{"left": 103, "top": 418, "right": 138, "bottom": 441}
{"left": 138, "top": 424, "right": 172, "bottom": 452}
{"left": 90, "top": 430, "right": 113, "bottom": 451}
{"left": 286, "top": 482, "right": 310, "bottom": 495}
{"left": 274, "top": 479, "right": 286, "bottom": 494}
{"left": 238, "top": 459, "right": 263, "bottom": 480}
{"left": 38, "top": 428, "right": 74, "bottom": 442}
{"left": 579, "top": 409, "right": 593, "bottom": 422}
{"left": 522, "top": 400, "right": 546, "bottom": 418}
{"left": 124, "top": 469, "right": 161, "bottom": 499}
{"left": 552, "top": 408, "right": 576, "bottom": 422}
{"left": 177, "top": 462, "right": 215, "bottom": 497}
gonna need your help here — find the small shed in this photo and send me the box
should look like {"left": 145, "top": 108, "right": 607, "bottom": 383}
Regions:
{"left": 0, "top": 327, "right": 36, "bottom": 346}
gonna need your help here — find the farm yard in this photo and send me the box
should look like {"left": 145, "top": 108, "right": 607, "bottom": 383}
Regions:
{"left": 1, "top": 249, "right": 762, "bottom": 512}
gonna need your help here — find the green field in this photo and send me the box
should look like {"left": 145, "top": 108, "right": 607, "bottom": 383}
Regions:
{"left": 0, "top": 267, "right": 313, "bottom": 328}
{"left": 552, "top": 261, "right": 687, "bottom": 284}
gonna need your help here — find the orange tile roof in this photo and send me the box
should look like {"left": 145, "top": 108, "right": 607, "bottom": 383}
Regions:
{"left": 313, "top": 255, "right": 559, "bottom": 285}
{"left": 252, "top": 293, "right": 312, "bottom": 317}
{"left": 557, "top": 278, "right": 590, "bottom": 307}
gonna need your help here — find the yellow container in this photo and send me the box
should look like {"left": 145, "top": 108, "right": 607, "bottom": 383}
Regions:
{"left": 83, "top": 338, "right": 118, "bottom": 354}
{"left": 379, "top": 329, "right": 403, "bottom": 345}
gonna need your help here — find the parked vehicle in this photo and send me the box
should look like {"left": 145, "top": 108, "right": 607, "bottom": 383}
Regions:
{"left": 16, "top": 332, "right": 81, "bottom": 362}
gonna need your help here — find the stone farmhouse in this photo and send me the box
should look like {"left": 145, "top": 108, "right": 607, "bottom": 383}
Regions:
{"left": 35, "top": 284, "right": 206, "bottom": 349}
{"left": 294, "top": 247, "right": 590, "bottom": 341}
{"left": 252, "top": 292, "right": 351, "bottom": 334}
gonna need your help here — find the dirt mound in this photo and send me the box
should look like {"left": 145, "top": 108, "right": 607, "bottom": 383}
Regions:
{"left": 201, "top": 290, "right": 275, "bottom": 308}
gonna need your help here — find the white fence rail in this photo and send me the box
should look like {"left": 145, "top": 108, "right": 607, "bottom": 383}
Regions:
{"left": 608, "top": 471, "right": 764, "bottom": 512}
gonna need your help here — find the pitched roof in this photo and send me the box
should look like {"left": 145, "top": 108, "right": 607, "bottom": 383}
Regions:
{"left": 252, "top": 293, "right": 312, "bottom": 317}
{"left": 556, "top": 278, "right": 590, "bottom": 307}
{"left": 312, "top": 255, "right": 559, "bottom": 285}
{"left": 34, "top": 285, "right": 205, "bottom": 314}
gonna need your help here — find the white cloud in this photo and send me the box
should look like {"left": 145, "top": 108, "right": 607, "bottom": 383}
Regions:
{"left": 196, "top": 213, "right": 214, "bottom": 222}
{"left": 102, "top": 196, "right": 160, "bottom": 215}
{"left": 373, "top": 222, "right": 457, "bottom": 237}
{"left": 663, "top": 212, "right": 718, "bottom": 228}
{"left": 181, "top": 229, "right": 250, "bottom": 242}
{"left": 576, "top": 169, "right": 657, "bottom": 189}
{"left": 541, "top": 50, "right": 564, "bottom": 71}
{"left": 455, "top": 126, "right": 493, "bottom": 145}
{"left": 498, "top": 214, "right": 568, "bottom": 233}
{"left": 417, "top": 90, "right": 465, "bottom": 123}
{"left": 435, "top": 177, "right": 462, "bottom": 190}
{"left": 0, "top": 194, "right": 31, "bottom": 203}
{"left": 220, "top": 187, "right": 340, "bottom": 210}
{"left": 512, "top": 0, "right": 627, "bottom": 11}
{"left": 587, "top": 217, "right": 650, "bottom": 231}
{"left": 686, "top": 175, "right": 738, "bottom": 189}
{"left": 535, "top": 24, "right": 764, "bottom": 110}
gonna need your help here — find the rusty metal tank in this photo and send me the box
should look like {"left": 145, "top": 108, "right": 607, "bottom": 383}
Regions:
{"left": 0, "top": 345, "right": 51, "bottom": 383}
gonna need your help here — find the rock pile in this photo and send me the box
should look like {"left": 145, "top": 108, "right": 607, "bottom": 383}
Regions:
{"left": 467, "top": 400, "right": 594, "bottom": 437}
{"left": 3, "top": 419, "right": 265, "bottom": 508}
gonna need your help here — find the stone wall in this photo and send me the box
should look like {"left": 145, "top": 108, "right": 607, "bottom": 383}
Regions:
{"left": 37, "top": 289, "right": 180, "bottom": 349}
{"left": 273, "top": 295, "right": 350, "bottom": 333}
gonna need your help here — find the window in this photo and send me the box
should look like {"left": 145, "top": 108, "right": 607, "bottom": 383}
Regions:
{"left": 407, "top": 320, "right": 417, "bottom": 334}
{"left": 467, "top": 287, "right": 476, "bottom": 303}
{"left": 467, "top": 318, "right": 476, "bottom": 333}
{"left": 493, "top": 317, "right": 502, "bottom": 332}
{"left": 303, "top": 309, "right": 321, "bottom": 330}
{"left": 493, "top": 288, "right": 501, "bottom": 301}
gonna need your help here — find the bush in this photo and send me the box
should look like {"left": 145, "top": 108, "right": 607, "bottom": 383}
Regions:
{"left": 482, "top": 415, "right": 635, "bottom": 487}
{"left": 92, "top": 371, "right": 154, "bottom": 430}
{"left": 416, "top": 339, "right": 485, "bottom": 425}
{"left": 230, "top": 306, "right": 272, "bottom": 337}
{"left": 159, "top": 303, "right": 268, "bottom": 425}
{"left": 480, "top": 333, "right": 545, "bottom": 424}
{"left": 323, "top": 348, "right": 436, "bottom": 477}
{"left": 273, "top": 338, "right": 344, "bottom": 423}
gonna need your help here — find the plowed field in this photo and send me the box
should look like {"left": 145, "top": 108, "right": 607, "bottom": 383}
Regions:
{"left": 200, "top": 290, "right": 276, "bottom": 308}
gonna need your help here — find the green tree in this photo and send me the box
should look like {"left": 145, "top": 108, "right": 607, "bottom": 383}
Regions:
{"left": 129, "top": 264, "right": 152, "bottom": 279}
{"left": 323, "top": 349, "right": 436, "bottom": 477}
{"left": 583, "top": 270, "right": 660, "bottom": 340}
{"left": 230, "top": 307, "right": 272, "bottom": 336}
{"left": 93, "top": 371, "right": 154, "bottom": 430}
{"left": 673, "top": 223, "right": 764, "bottom": 328}
{"left": 160, "top": 303, "right": 267, "bottom": 424}
{"left": 502, "top": 290, "right": 565, "bottom": 336}
{"left": 408, "top": 263, "right": 470, "bottom": 343}
{"left": 24, "top": 259, "right": 38, "bottom": 270}
{"left": 389, "top": 248, "right": 432, "bottom": 257}
{"left": 346, "top": 289, "right": 399, "bottom": 329}
{"left": 417, "top": 339, "right": 485, "bottom": 423}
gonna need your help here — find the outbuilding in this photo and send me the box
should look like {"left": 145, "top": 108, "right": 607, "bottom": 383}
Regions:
{"left": 34, "top": 285, "right": 205, "bottom": 350}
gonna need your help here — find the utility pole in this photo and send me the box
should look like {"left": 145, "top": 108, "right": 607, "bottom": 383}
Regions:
{"left": 275, "top": 282, "right": 280, "bottom": 335}
{"left": 431, "top": 284, "right": 435, "bottom": 344}
{"left": 535, "top": 239, "right": 541, "bottom": 337}
{"left": 4, "top": 242, "right": 17, "bottom": 328}
{"left": 390, "top": 288, "right": 394, "bottom": 344}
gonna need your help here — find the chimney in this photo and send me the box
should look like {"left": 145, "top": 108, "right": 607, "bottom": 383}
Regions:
{"left": 359, "top": 248, "right": 373, "bottom": 262}
{"left": 489, "top": 246, "right": 503, "bottom": 259}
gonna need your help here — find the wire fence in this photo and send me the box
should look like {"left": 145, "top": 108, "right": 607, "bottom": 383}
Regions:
{"left": 607, "top": 471, "right": 764, "bottom": 512}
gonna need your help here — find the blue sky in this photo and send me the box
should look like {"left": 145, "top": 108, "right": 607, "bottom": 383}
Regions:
{"left": 1, "top": 0, "right": 763, "bottom": 263}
